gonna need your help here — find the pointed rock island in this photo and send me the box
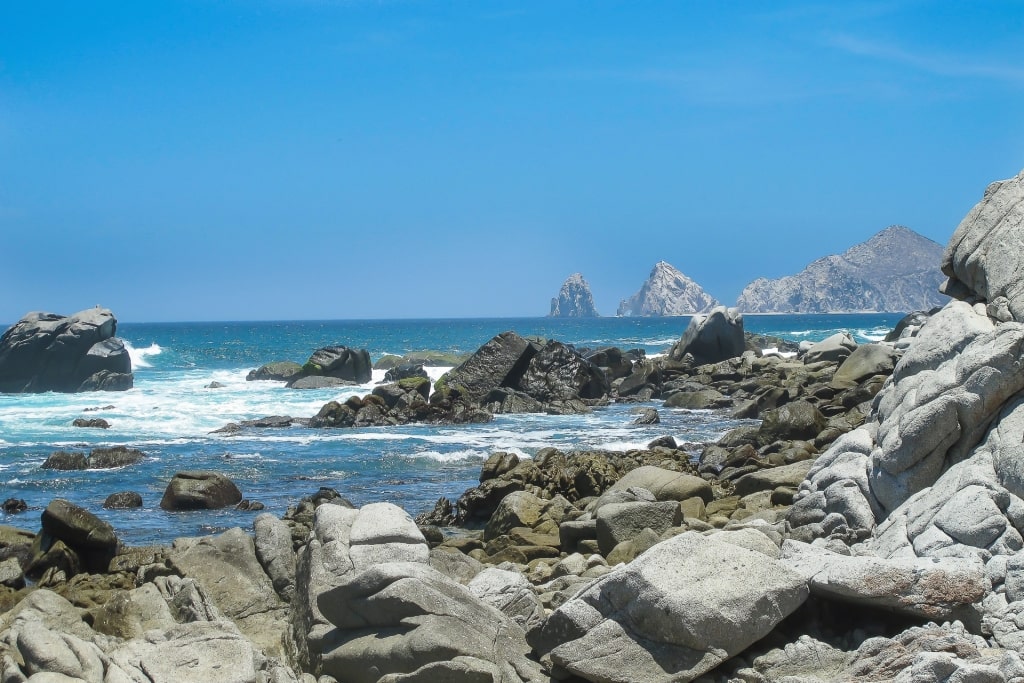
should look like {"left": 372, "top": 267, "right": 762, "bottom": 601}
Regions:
{"left": 549, "top": 273, "right": 599, "bottom": 317}
{"left": 617, "top": 261, "right": 719, "bottom": 316}
{"left": 736, "top": 225, "right": 946, "bottom": 313}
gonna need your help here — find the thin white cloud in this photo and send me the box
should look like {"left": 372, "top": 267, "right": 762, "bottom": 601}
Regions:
{"left": 826, "top": 33, "right": 1024, "bottom": 85}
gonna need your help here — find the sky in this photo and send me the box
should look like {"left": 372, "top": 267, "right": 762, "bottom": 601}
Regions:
{"left": 1, "top": 1, "right": 1022, "bottom": 322}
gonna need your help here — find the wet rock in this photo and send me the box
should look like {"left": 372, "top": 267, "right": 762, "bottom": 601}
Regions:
{"left": 160, "top": 471, "right": 243, "bottom": 511}
{"left": 88, "top": 445, "right": 145, "bottom": 469}
{"left": 302, "top": 346, "right": 372, "bottom": 383}
{"left": 247, "top": 360, "right": 304, "bottom": 382}
{"left": 2, "top": 498, "right": 27, "bottom": 514}
{"left": 72, "top": 417, "right": 110, "bottom": 428}
{"left": 103, "top": 492, "right": 143, "bottom": 509}
{"left": 41, "top": 450, "right": 89, "bottom": 470}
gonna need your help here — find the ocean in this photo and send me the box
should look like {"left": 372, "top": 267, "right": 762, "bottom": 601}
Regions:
{"left": 0, "top": 313, "right": 901, "bottom": 546}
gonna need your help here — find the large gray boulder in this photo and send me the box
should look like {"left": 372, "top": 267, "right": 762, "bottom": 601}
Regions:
{"left": 801, "top": 332, "right": 857, "bottom": 364}
{"left": 668, "top": 306, "right": 745, "bottom": 365}
{"left": 39, "top": 498, "right": 119, "bottom": 574}
{"left": 292, "top": 501, "right": 544, "bottom": 682}
{"left": 0, "top": 307, "right": 133, "bottom": 393}
{"left": 781, "top": 540, "right": 989, "bottom": 623}
{"left": 168, "top": 527, "right": 290, "bottom": 658}
{"left": 0, "top": 584, "right": 301, "bottom": 683}
{"left": 608, "top": 466, "right": 712, "bottom": 503}
{"left": 536, "top": 531, "right": 809, "bottom": 682}
{"left": 941, "top": 169, "right": 1024, "bottom": 320}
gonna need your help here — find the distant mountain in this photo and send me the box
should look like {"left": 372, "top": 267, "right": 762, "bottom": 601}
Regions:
{"left": 617, "top": 261, "right": 719, "bottom": 317}
{"left": 735, "top": 225, "right": 947, "bottom": 313}
{"left": 549, "top": 273, "right": 599, "bottom": 317}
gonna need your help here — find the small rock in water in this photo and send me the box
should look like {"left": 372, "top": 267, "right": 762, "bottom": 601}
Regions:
{"left": 82, "top": 404, "right": 115, "bottom": 412}
{"left": 2, "top": 498, "right": 27, "bottom": 514}
{"left": 236, "top": 499, "right": 265, "bottom": 511}
{"left": 72, "top": 418, "right": 111, "bottom": 429}
{"left": 647, "top": 435, "right": 677, "bottom": 449}
{"left": 103, "top": 491, "right": 143, "bottom": 509}
{"left": 206, "top": 381, "right": 226, "bottom": 389}
{"left": 632, "top": 408, "right": 660, "bottom": 425}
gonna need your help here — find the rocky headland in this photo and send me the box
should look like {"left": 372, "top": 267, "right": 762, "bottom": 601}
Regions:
{"left": 4, "top": 170, "right": 1024, "bottom": 682}
{"left": 618, "top": 261, "right": 719, "bottom": 317}
{"left": 549, "top": 273, "right": 600, "bottom": 318}
{"left": 736, "top": 225, "right": 947, "bottom": 313}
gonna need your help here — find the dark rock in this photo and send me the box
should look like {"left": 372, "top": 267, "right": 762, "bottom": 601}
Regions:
{"left": 83, "top": 404, "right": 115, "bottom": 412}
{"left": 373, "top": 351, "right": 468, "bottom": 369}
{"left": 42, "top": 450, "right": 89, "bottom": 470}
{"left": 303, "top": 346, "right": 371, "bottom": 383}
{"left": 0, "top": 308, "right": 133, "bottom": 393}
{"left": 103, "top": 491, "right": 143, "bottom": 509}
{"left": 89, "top": 446, "right": 145, "bottom": 469}
{"left": 384, "top": 362, "right": 428, "bottom": 382}
{"left": 518, "top": 340, "right": 609, "bottom": 402}
{"left": 39, "top": 498, "right": 119, "bottom": 573}
{"left": 586, "top": 347, "right": 636, "bottom": 380}
{"left": 480, "top": 452, "right": 520, "bottom": 482}
{"left": 757, "top": 401, "right": 827, "bottom": 445}
{"left": 286, "top": 375, "right": 356, "bottom": 389}
{"left": 617, "top": 360, "right": 661, "bottom": 397}
{"left": 246, "top": 360, "right": 304, "bottom": 382}
{"left": 632, "top": 408, "right": 660, "bottom": 424}
{"left": 160, "top": 471, "right": 243, "bottom": 511}
{"left": 647, "top": 436, "right": 677, "bottom": 450}
{"left": 71, "top": 417, "right": 110, "bottom": 429}
{"left": 236, "top": 499, "right": 265, "bottom": 511}
{"left": 668, "top": 307, "right": 746, "bottom": 365}
{"left": 2, "top": 498, "right": 27, "bottom": 514}
{"left": 206, "top": 381, "right": 225, "bottom": 389}
{"left": 436, "top": 331, "right": 538, "bottom": 401}
{"left": 239, "top": 415, "right": 294, "bottom": 429}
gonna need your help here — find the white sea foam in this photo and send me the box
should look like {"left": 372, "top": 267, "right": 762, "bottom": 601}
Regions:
{"left": 856, "top": 328, "right": 889, "bottom": 342}
{"left": 125, "top": 342, "right": 163, "bottom": 368}
{"left": 402, "top": 449, "right": 490, "bottom": 463}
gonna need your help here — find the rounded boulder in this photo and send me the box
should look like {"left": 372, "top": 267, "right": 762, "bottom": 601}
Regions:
{"left": 160, "top": 471, "right": 242, "bottom": 511}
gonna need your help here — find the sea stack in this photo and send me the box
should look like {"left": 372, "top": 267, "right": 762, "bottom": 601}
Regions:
{"left": 736, "top": 225, "right": 946, "bottom": 313}
{"left": 617, "top": 261, "right": 718, "bottom": 316}
{"left": 549, "top": 273, "right": 599, "bottom": 317}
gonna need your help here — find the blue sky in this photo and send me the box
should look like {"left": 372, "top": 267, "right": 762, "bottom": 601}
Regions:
{"left": 1, "top": 1, "right": 1022, "bottom": 322}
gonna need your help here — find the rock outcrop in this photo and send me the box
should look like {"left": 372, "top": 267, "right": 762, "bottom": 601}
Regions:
{"left": 737, "top": 225, "right": 947, "bottom": 313}
{"left": 785, "top": 169, "right": 1024, "bottom": 658}
{"left": 0, "top": 307, "right": 133, "bottom": 392}
{"left": 617, "top": 261, "right": 719, "bottom": 316}
{"left": 549, "top": 272, "right": 600, "bottom": 317}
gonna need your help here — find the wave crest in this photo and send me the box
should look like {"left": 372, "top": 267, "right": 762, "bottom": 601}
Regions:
{"left": 124, "top": 341, "right": 163, "bottom": 368}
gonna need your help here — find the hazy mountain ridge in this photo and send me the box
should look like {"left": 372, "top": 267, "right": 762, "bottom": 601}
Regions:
{"left": 617, "top": 261, "right": 719, "bottom": 317}
{"left": 736, "top": 226, "right": 947, "bottom": 313}
{"left": 549, "top": 273, "right": 599, "bottom": 317}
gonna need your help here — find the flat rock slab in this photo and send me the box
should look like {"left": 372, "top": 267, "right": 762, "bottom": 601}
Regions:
{"left": 780, "top": 540, "right": 990, "bottom": 622}
{"left": 537, "top": 531, "right": 809, "bottom": 683}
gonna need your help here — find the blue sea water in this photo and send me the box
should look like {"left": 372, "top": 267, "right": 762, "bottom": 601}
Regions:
{"left": 0, "top": 314, "right": 901, "bottom": 546}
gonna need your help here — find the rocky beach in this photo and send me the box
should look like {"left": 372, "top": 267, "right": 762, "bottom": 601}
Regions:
{"left": 2, "top": 170, "right": 1024, "bottom": 682}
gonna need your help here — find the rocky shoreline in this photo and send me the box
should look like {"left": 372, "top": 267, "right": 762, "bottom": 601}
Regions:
{"left": 3, "top": 169, "right": 1024, "bottom": 682}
